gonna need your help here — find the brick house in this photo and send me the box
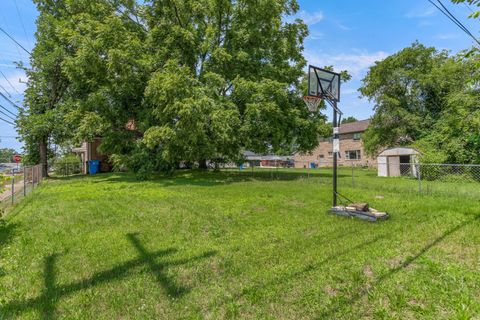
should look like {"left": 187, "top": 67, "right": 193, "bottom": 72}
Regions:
{"left": 72, "top": 120, "right": 137, "bottom": 174}
{"left": 294, "top": 119, "right": 376, "bottom": 168}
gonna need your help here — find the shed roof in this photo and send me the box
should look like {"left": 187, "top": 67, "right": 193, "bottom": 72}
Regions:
{"left": 339, "top": 119, "right": 370, "bottom": 134}
{"left": 378, "top": 147, "right": 421, "bottom": 157}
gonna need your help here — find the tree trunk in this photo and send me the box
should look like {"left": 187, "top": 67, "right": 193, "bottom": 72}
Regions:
{"left": 199, "top": 159, "right": 208, "bottom": 170}
{"left": 39, "top": 136, "right": 49, "bottom": 178}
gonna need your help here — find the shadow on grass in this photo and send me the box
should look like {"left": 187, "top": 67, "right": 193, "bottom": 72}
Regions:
{"left": 58, "top": 170, "right": 350, "bottom": 188}
{"left": 316, "top": 214, "right": 480, "bottom": 319}
{"left": 224, "top": 233, "right": 387, "bottom": 307}
{"left": 0, "top": 220, "right": 18, "bottom": 277}
{"left": 1, "top": 233, "right": 216, "bottom": 319}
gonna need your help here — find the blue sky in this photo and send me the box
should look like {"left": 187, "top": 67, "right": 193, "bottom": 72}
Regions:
{"left": 0, "top": 0, "right": 478, "bottom": 152}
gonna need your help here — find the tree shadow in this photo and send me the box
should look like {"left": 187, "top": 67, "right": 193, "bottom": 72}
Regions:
{"left": 0, "top": 220, "right": 18, "bottom": 277}
{"left": 316, "top": 214, "right": 480, "bottom": 319}
{"left": 217, "top": 232, "right": 387, "bottom": 309}
{"left": 1, "top": 233, "right": 216, "bottom": 319}
{"left": 80, "top": 170, "right": 348, "bottom": 188}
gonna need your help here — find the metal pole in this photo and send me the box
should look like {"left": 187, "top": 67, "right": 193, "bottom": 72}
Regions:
{"left": 23, "top": 166, "right": 26, "bottom": 196}
{"left": 417, "top": 164, "right": 422, "bottom": 193}
{"left": 333, "top": 103, "right": 338, "bottom": 207}
{"left": 11, "top": 171, "right": 14, "bottom": 205}
{"left": 351, "top": 164, "right": 355, "bottom": 188}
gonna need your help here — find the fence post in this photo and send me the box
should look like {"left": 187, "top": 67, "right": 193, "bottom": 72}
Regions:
{"left": 23, "top": 167, "right": 26, "bottom": 196}
{"left": 351, "top": 164, "right": 355, "bottom": 188}
{"left": 417, "top": 164, "right": 422, "bottom": 193}
{"left": 11, "top": 172, "right": 15, "bottom": 205}
{"left": 32, "top": 166, "right": 35, "bottom": 190}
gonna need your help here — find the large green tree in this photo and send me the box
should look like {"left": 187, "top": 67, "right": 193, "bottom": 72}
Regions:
{"left": 17, "top": 0, "right": 73, "bottom": 176}
{"left": 58, "top": 0, "right": 326, "bottom": 174}
{"left": 0, "top": 148, "right": 17, "bottom": 163}
{"left": 22, "top": 0, "right": 339, "bottom": 177}
{"left": 360, "top": 42, "right": 480, "bottom": 163}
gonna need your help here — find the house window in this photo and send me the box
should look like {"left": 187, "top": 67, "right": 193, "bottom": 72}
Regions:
{"left": 353, "top": 133, "right": 362, "bottom": 141}
{"left": 345, "top": 150, "right": 361, "bottom": 160}
{"left": 328, "top": 152, "right": 333, "bottom": 158}
{"left": 319, "top": 155, "right": 325, "bottom": 159}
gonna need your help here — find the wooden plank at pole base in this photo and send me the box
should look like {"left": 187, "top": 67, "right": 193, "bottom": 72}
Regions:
{"left": 330, "top": 206, "right": 389, "bottom": 222}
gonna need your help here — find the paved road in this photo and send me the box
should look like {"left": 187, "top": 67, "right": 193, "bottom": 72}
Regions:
{"left": 0, "top": 163, "right": 19, "bottom": 174}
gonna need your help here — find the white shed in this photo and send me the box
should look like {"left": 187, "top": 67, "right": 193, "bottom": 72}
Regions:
{"left": 377, "top": 147, "right": 421, "bottom": 177}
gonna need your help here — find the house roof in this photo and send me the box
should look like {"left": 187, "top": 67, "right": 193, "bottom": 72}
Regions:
{"left": 339, "top": 119, "right": 370, "bottom": 134}
{"left": 378, "top": 147, "right": 421, "bottom": 157}
{"left": 243, "top": 151, "right": 292, "bottom": 161}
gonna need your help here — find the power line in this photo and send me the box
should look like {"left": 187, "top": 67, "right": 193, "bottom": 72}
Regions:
{"left": 0, "top": 108, "right": 16, "bottom": 121}
{"left": 427, "top": 0, "right": 480, "bottom": 46}
{"left": 0, "top": 26, "right": 31, "bottom": 55}
{"left": 0, "top": 92, "right": 21, "bottom": 110}
{"left": 0, "top": 116, "right": 14, "bottom": 125}
{"left": 0, "top": 102, "right": 17, "bottom": 117}
{"left": 463, "top": 2, "right": 475, "bottom": 14}
{"left": 0, "top": 84, "right": 11, "bottom": 98}
{"left": 12, "top": 0, "right": 31, "bottom": 48}
{"left": 0, "top": 70, "right": 20, "bottom": 94}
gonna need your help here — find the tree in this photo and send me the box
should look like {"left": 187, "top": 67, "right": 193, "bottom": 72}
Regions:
{"left": 451, "top": 1, "right": 480, "bottom": 19}
{"left": 17, "top": 0, "right": 72, "bottom": 176}
{"left": 341, "top": 116, "right": 358, "bottom": 124}
{"left": 58, "top": 0, "right": 327, "bottom": 175}
{"left": 360, "top": 42, "right": 480, "bottom": 163}
{"left": 22, "top": 0, "right": 346, "bottom": 177}
{"left": 0, "top": 148, "right": 17, "bottom": 163}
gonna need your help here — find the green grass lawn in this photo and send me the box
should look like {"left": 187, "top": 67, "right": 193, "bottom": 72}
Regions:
{"left": 1, "top": 170, "right": 479, "bottom": 319}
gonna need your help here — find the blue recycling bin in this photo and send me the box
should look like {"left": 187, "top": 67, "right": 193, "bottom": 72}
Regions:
{"left": 88, "top": 160, "right": 100, "bottom": 174}
{"left": 310, "top": 162, "right": 316, "bottom": 169}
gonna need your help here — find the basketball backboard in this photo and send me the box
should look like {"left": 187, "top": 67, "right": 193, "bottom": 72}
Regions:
{"left": 307, "top": 65, "right": 341, "bottom": 102}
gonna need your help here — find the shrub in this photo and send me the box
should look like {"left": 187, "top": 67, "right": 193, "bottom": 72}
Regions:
{"left": 54, "top": 155, "right": 82, "bottom": 176}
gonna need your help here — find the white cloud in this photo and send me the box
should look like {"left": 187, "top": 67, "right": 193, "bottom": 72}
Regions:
{"left": 341, "top": 88, "right": 358, "bottom": 95}
{"left": 304, "top": 50, "right": 389, "bottom": 80}
{"left": 435, "top": 33, "right": 460, "bottom": 40}
{"left": 308, "top": 30, "right": 325, "bottom": 40}
{"left": 297, "top": 10, "right": 324, "bottom": 26}
{"left": 0, "top": 70, "right": 27, "bottom": 95}
{"left": 405, "top": 7, "right": 436, "bottom": 18}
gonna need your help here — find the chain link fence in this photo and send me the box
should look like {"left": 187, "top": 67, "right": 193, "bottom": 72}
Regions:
{"left": 52, "top": 160, "right": 85, "bottom": 176}
{"left": 0, "top": 164, "right": 45, "bottom": 216}
{"left": 219, "top": 160, "right": 480, "bottom": 199}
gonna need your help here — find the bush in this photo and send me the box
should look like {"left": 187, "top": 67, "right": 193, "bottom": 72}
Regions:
{"left": 54, "top": 155, "right": 82, "bottom": 176}
{"left": 0, "top": 173, "right": 5, "bottom": 192}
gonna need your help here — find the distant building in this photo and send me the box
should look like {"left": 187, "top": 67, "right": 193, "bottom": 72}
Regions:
{"left": 293, "top": 119, "right": 375, "bottom": 168}
{"left": 243, "top": 151, "right": 294, "bottom": 168}
{"left": 72, "top": 138, "right": 111, "bottom": 174}
{"left": 72, "top": 120, "right": 138, "bottom": 174}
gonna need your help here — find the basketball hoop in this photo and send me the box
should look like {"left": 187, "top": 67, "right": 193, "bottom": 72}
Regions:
{"left": 303, "top": 96, "right": 322, "bottom": 113}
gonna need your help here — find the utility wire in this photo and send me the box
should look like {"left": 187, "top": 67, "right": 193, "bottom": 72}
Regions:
{"left": 0, "top": 116, "right": 14, "bottom": 125}
{"left": 0, "top": 92, "right": 21, "bottom": 110}
{"left": 0, "top": 26, "right": 31, "bottom": 55}
{"left": 463, "top": 2, "right": 475, "bottom": 14}
{"left": 12, "top": 0, "right": 31, "bottom": 48}
{"left": 0, "top": 108, "right": 15, "bottom": 121}
{"left": 428, "top": 0, "right": 480, "bottom": 46}
{"left": 0, "top": 70, "right": 20, "bottom": 94}
{"left": 0, "top": 102, "right": 17, "bottom": 117}
{"left": 0, "top": 84, "right": 11, "bottom": 98}
{"left": 429, "top": 0, "right": 471, "bottom": 35}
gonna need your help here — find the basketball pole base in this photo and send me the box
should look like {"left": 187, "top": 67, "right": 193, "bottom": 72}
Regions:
{"left": 329, "top": 206, "right": 390, "bottom": 222}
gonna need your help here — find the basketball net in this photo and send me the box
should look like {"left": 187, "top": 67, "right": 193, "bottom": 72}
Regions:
{"left": 303, "top": 96, "right": 322, "bottom": 113}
